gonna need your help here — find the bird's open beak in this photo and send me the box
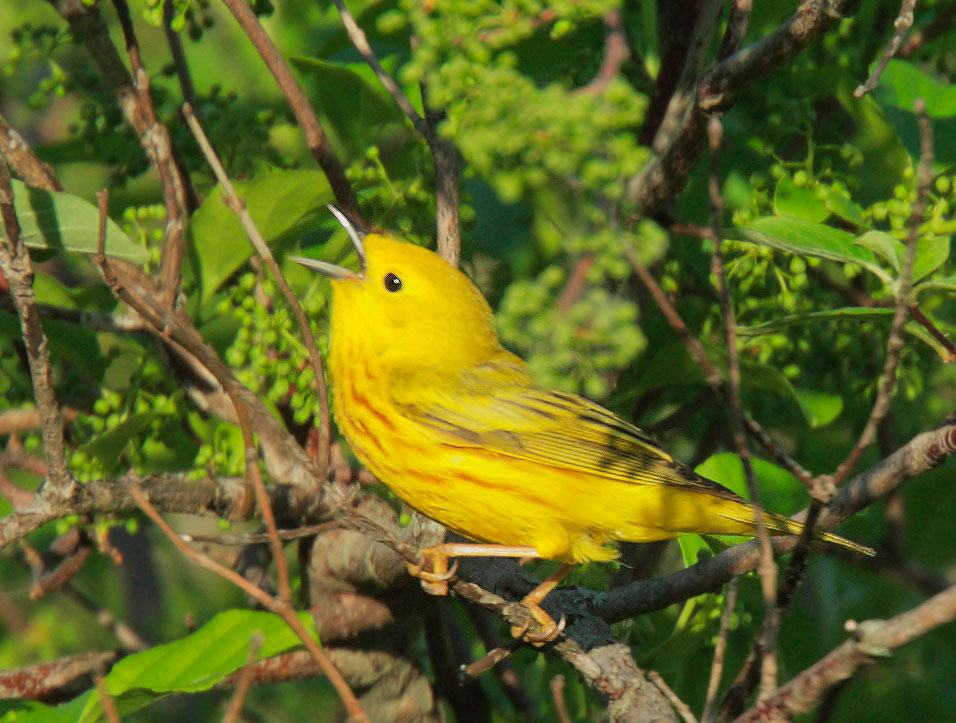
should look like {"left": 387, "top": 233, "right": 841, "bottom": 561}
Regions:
{"left": 290, "top": 204, "right": 366, "bottom": 280}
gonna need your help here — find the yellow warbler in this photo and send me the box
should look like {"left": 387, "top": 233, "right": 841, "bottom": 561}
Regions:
{"left": 293, "top": 208, "right": 873, "bottom": 641}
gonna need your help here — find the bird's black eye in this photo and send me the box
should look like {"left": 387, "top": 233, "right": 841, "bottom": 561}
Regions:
{"left": 383, "top": 272, "right": 403, "bottom": 292}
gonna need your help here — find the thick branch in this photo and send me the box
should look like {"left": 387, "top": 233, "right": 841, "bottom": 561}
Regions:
{"left": 0, "top": 164, "right": 71, "bottom": 489}
{"left": 736, "top": 582, "right": 956, "bottom": 721}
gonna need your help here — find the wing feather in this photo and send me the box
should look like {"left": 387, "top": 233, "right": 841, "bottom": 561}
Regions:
{"left": 389, "top": 359, "right": 741, "bottom": 501}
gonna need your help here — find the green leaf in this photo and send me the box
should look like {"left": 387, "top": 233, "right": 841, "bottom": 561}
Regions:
{"left": 75, "top": 412, "right": 159, "bottom": 476}
{"left": 855, "top": 230, "right": 902, "bottom": 271}
{"left": 912, "top": 235, "right": 950, "bottom": 282}
{"left": 871, "top": 60, "right": 956, "bottom": 167}
{"left": 695, "top": 453, "right": 807, "bottom": 515}
{"left": 188, "top": 170, "right": 333, "bottom": 301}
{"left": 794, "top": 388, "right": 843, "bottom": 428}
{"left": 825, "top": 188, "right": 866, "bottom": 227}
{"left": 77, "top": 610, "right": 317, "bottom": 723}
{"left": 737, "top": 307, "right": 896, "bottom": 336}
{"left": 733, "top": 216, "right": 891, "bottom": 282}
{"left": 0, "top": 180, "right": 148, "bottom": 264}
{"left": 290, "top": 57, "right": 410, "bottom": 156}
{"left": 773, "top": 176, "right": 829, "bottom": 222}
{"left": 916, "top": 275, "right": 956, "bottom": 293}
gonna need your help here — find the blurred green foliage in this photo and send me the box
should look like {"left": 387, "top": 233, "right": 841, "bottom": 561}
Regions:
{"left": 2, "top": 0, "right": 956, "bottom": 721}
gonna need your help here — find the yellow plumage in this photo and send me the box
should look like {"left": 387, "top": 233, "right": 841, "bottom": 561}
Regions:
{"left": 293, "top": 213, "right": 872, "bottom": 639}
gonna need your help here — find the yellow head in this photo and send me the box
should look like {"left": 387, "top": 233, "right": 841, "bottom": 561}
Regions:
{"left": 292, "top": 208, "right": 503, "bottom": 371}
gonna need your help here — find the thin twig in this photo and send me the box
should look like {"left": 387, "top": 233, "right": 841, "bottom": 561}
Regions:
{"left": 129, "top": 485, "right": 368, "bottom": 721}
{"left": 899, "top": 3, "right": 956, "bottom": 57}
{"left": 854, "top": 0, "right": 918, "bottom": 97}
{"left": 649, "top": 671, "right": 698, "bottom": 723}
{"left": 909, "top": 304, "right": 956, "bottom": 362}
{"left": 332, "top": 0, "right": 428, "bottom": 137}
{"left": 0, "top": 298, "right": 145, "bottom": 334}
{"left": 575, "top": 11, "right": 629, "bottom": 96}
{"left": 735, "top": 582, "right": 956, "bottom": 722}
{"left": 831, "top": 99, "right": 933, "bottom": 487}
{"left": 0, "top": 115, "right": 63, "bottom": 191}
{"left": 707, "top": 117, "right": 778, "bottom": 699}
{"left": 702, "top": 577, "right": 738, "bottom": 723}
{"left": 94, "top": 188, "right": 288, "bottom": 599}
{"left": 550, "top": 674, "right": 573, "bottom": 723}
{"left": 110, "top": 0, "right": 192, "bottom": 304}
{"left": 0, "top": 163, "right": 72, "bottom": 489}
{"left": 182, "top": 103, "right": 331, "bottom": 481}
{"left": 219, "top": 0, "right": 362, "bottom": 224}
{"left": 221, "top": 631, "right": 263, "bottom": 723}
{"left": 93, "top": 668, "right": 121, "bottom": 723}
{"left": 162, "top": 0, "right": 197, "bottom": 109}
{"left": 420, "top": 83, "right": 461, "bottom": 266}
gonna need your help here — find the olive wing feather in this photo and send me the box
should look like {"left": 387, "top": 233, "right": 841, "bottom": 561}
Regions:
{"left": 389, "top": 361, "right": 741, "bottom": 501}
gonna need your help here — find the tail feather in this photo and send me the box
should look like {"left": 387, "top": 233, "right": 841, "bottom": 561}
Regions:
{"left": 720, "top": 510, "right": 876, "bottom": 557}
{"left": 765, "top": 511, "right": 875, "bottom": 557}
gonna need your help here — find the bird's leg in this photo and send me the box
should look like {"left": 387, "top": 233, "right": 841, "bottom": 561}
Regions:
{"left": 406, "top": 544, "right": 539, "bottom": 595}
{"left": 510, "top": 563, "right": 573, "bottom": 646}
{"left": 407, "top": 544, "right": 572, "bottom": 644}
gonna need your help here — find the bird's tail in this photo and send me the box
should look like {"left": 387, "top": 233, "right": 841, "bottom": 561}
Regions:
{"left": 763, "top": 511, "right": 875, "bottom": 557}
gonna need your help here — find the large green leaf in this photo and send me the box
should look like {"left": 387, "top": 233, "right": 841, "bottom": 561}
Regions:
{"left": 912, "top": 235, "right": 950, "bottom": 282}
{"left": 794, "top": 388, "right": 843, "bottom": 428}
{"left": 733, "top": 216, "right": 891, "bottom": 282}
{"left": 773, "top": 176, "right": 829, "bottom": 222}
{"left": 695, "top": 453, "right": 807, "bottom": 515}
{"left": 188, "top": 170, "right": 333, "bottom": 301}
{"left": 72, "top": 610, "right": 317, "bottom": 722}
{"left": 0, "top": 180, "right": 149, "bottom": 264}
{"left": 871, "top": 60, "right": 956, "bottom": 167}
{"left": 291, "top": 57, "right": 410, "bottom": 156}
{"left": 737, "top": 307, "right": 896, "bottom": 336}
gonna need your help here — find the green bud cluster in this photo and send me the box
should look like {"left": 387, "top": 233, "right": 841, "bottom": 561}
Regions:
{"left": 217, "top": 272, "right": 328, "bottom": 431}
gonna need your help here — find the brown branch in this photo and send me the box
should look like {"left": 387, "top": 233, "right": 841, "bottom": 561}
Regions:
{"left": 0, "top": 163, "right": 72, "bottom": 489}
{"left": 0, "top": 115, "right": 63, "bottom": 191}
{"left": 708, "top": 117, "right": 777, "bottom": 699}
{"left": 221, "top": 632, "right": 263, "bottom": 723}
{"left": 909, "top": 303, "right": 956, "bottom": 362}
{"left": 47, "top": 0, "right": 193, "bottom": 305}
{"left": 422, "top": 94, "right": 461, "bottom": 267}
{"left": 130, "top": 485, "right": 368, "bottom": 721}
{"left": 550, "top": 674, "right": 573, "bottom": 723}
{"left": 88, "top": 191, "right": 328, "bottom": 508}
{"left": 629, "top": 0, "right": 860, "bottom": 213}
{"left": 0, "top": 407, "right": 82, "bottom": 436}
{"left": 93, "top": 668, "right": 120, "bottom": 723}
{"left": 332, "top": 0, "right": 427, "bottom": 136}
{"left": 332, "top": 0, "right": 461, "bottom": 263}
{"left": 0, "top": 651, "right": 121, "bottom": 702}
{"left": 853, "top": 0, "right": 917, "bottom": 97}
{"left": 0, "top": 297, "right": 145, "bottom": 334}
{"left": 629, "top": 251, "right": 814, "bottom": 487}
{"left": 182, "top": 103, "right": 331, "bottom": 483}
{"left": 162, "top": 0, "right": 197, "bottom": 109}
{"left": 702, "top": 577, "right": 739, "bottom": 723}
{"left": 831, "top": 99, "right": 933, "bottom": 487}
{"left": 219, "top": 0, "right": 363, "bottom": 226}
{"left": 735, "top": 582, "right": 956, "bottom": 722}
{"left": 575, "top": 11, "right": 629, "bottom": 96}
{"left": 899, "top": 2, "right": 956, "bottom": 57}
{"left": 715, "top": 0, "right": 753, "bottom": 61}
{"left": 594, "top": 420, "right": 956, "bottom": 623}
{"left": 0, "top": 472, "right": 256, "bottom": 547}
{"left": 649, "top": 671, "right": 698, "bottom": 723}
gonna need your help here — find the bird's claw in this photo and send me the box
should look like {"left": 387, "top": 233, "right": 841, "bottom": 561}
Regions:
{"left": 405, "top": 557, "right": 458, "bottom": 595}
{"left": 510, "top": 612, "right": 566, "bottom": 646}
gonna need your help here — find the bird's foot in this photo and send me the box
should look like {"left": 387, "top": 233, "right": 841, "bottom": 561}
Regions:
{"left": 406, "top": 550, "right": 458, "bottom": 595}
{"left": 510, "top": 601, "right": 566, "bottom": 646}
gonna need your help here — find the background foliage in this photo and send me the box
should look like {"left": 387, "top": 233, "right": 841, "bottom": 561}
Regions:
{"left": 2, "top": 0, "right": 956, "bottom": 721}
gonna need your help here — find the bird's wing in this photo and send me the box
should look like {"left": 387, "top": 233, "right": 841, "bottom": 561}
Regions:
{"left": 389, "top": 359, "right": 741, "bottom": 500}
